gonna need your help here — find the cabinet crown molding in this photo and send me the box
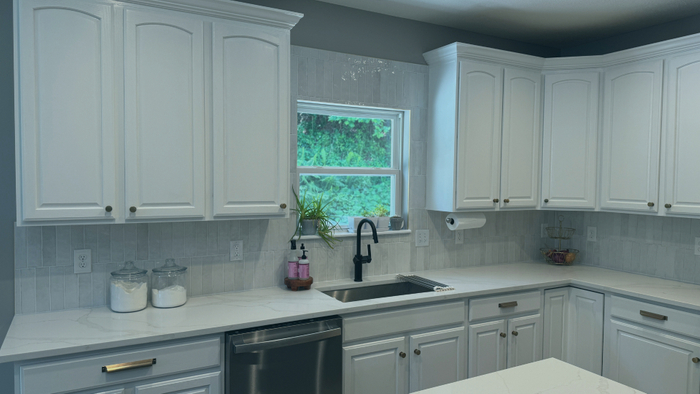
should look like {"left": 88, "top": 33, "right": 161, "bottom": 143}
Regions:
{"left": 424, "top": 42, "right": 545, "bottom": 70}
{"left": 118, "top": 0, "right": 303, "bottom": 29}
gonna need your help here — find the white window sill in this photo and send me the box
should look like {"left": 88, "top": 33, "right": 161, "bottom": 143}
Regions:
{"left": 296, "top": 229, "right": 411, "bottom": 241}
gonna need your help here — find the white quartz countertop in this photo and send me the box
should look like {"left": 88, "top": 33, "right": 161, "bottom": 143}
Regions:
{"left": 3, "top": 261, "right": 700, "bottom": 363}
{"left": 414, "top": 358, "right": 644, "bottom": 394}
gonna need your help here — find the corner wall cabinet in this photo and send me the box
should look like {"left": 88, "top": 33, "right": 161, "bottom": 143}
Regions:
{"left": 542, "top": 287, "right": 604, "bottom": 374}
{"left": 540, "top": 72, "right": 600, "bottom": 210}
{"left": 14, "top": 0, "right": 301, "bottom": 225}
{"left": 467, "top": 291, "right": 543, "bottom": 377}
{"left": 424, "top": 45, "right": 541, "bottom": 212}
{"left": 342, "top": 301, "right": 466, "bottom": 394}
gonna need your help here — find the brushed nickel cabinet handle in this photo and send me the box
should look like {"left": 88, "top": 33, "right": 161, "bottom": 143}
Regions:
{"left": 647, "top": 202, "right": 655, "bottom": 207}
{"left": 512, "top": 331, "right": 518, "bottom": 336}
{"left": 130, "top": 206, "right": 137, "bottom": 213}
{"left": 498, "top": 301, "right": 518, "bottom": 308}
{"left": 499, "top": 332, "right": 506, "bottom": 338}
{"left": 280, "top": 203, "right": 287, "bottom": 209}
{"left": 544, "top": 199, "right": 549, "bottom": 203}
{"left": 640, "top": 310, "right": 667, "bottom": 321}
{"left": 504, "top": 198, "right": 510, "bottom": 203}
{"left": 105, "top": 206, "right": 113, "bottom": 213}
{"left": 102, "top": 358, "right": 156, "bottom": 373}
{"left": 493, "top": 198, "right": 499, "bottom": 203}
{"left": 414, "top": 349, "right": 421, "bottom": 355}
{"left": 665, "top": 204, "right": 672, "bottom": 209}
{"left": 399, "top": 352, "right": 406, "bottom": 359}
{"left": 693, "top": 357, "right": 699, "bottom": 364}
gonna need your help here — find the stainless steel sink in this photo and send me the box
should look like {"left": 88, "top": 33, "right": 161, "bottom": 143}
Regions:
{"left": 321, "top": 282, "right": 432, "bottom": 303}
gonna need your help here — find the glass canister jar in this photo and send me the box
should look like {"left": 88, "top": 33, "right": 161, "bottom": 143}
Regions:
{"left": 151, "top": 259, "right": 188, "bottom": 308}
{"left": 110, "top": 261, "right": 148, "bottom": 313}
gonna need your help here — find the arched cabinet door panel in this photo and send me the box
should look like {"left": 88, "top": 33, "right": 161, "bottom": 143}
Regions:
{"left": 17, "top": 0, "right": 117, "bottom": 223}
{"left": 211, "top": 23, "right": 290, "bottom": 217}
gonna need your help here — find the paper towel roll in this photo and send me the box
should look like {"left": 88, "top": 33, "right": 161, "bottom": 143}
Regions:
{"left": 445, "top": 212, "right": 486, "bottom": 231}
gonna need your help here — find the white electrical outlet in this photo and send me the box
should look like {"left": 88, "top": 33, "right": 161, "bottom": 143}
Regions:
{"left": 230, "top": 240, "right": 243, "bottom": 261}
{"left": 415, "top": 230, "right": 429, "bottom": 247}
{"left": 695, "top": 238, "right": 700, "bottom": 256}
{"left": 73, "top": 249, "right": 91, "bottom": 274}
{"left": 541, "top": 224, "right": 547, "bottom": 238}
{"left": 455, "top": 230, "right": 463, "bottom": 244}
{"left": 587, "top": 226, "right": 597, "bottom": 242}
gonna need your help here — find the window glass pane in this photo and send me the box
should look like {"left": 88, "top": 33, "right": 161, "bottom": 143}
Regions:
{"left": 299, "top": 174, "right": 392, "bottom": 226}
{"left": 297, "top": 113, "right": 392, "bottom": 168}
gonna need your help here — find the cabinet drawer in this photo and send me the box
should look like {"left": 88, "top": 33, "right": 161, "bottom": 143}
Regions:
{"left": 469, "top": 291, "right": 540, "bottom": 322}
{"left": 610, "top": 295, "right": 700, "bottom": 339}
{"left": 19, "top": 336, "right": 221, "bottom": 394}
{"left": 343, "top": 301, "right": 465, "bottom": 343}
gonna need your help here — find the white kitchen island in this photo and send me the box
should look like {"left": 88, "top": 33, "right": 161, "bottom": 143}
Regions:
{"left": 414, "top": 358, "right": 644, "bottom": 394}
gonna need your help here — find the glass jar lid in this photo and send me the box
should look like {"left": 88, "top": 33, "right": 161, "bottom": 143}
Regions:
{"left": 111, "top": 261, "right": 147, "bottom": 279}
{"left": 152, "top": 258, "right": 187, "bottom": 277}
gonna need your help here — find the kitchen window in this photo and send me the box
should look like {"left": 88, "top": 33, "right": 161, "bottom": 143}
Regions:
{"left": 296, "top": 101, "right": 408, "bottom": 229}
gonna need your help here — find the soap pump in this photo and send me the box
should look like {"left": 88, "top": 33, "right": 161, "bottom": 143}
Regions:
{"left": 298, "top": 250, "right": 310, "bottom": 279}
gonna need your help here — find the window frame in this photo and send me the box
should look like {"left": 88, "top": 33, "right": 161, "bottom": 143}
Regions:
{"left": 296, "top": 100, "right": 408, "bottom": 230}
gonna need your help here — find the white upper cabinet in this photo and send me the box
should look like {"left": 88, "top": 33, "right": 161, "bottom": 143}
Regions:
{"left": 16, "top": 0, "right": 117, "bottom": 223}
{"left": 212, "top": 22, "right": 290, "bottom": 217}
{"left": 424, "top": 44, "right": 543, "bottom": 212}
{"left": 15, "top": 0, "right": 301, "bottom": 225}
{"left": 541, "top": 72, "right": 599, "bottom": 210}
{"left": 663, "top": 51, "right": 700, "bottom": 216}
{"left": 123, "top": 8, "right": 206, "bottom": 220}
{"left": 600, "top": 60, "right": 664, "bottom": 213}
{"left": 500, "top": 68, "right": 541, "bottom": 209}
{"left": 455, "top": 61, "right": 503, "bottom": 210}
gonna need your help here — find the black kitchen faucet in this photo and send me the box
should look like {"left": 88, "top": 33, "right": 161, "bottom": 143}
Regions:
{"left": 353, "top": 218, "right": 379, "bottom": 282}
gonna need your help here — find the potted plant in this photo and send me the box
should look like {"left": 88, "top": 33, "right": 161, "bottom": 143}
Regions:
{"left": 290, "top": 188, "right": 339, "bottom": 248}
{"left": 349, "top": 204, "right": 390, "bottom": 232}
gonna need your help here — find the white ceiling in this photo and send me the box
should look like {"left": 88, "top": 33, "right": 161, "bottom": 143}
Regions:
{"left": 315, "top": 0, "right": 700, "bottom": 48}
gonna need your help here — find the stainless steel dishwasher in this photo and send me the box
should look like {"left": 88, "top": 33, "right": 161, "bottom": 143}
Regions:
{"left": 226, "top": 316, "right": 342, "bottom": 394}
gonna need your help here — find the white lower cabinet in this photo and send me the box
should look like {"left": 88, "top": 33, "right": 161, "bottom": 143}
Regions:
{"left": 342, "top": 301, "right": 466, "bottom": 394}
{"left": 467, "top": 291, "right": 543, "bottom": 378}
{"left": 16, "top": 336, "right": 223, "bottom": 394}
{"left": 607, "top": 320, "right": 700, "bottom": 394}
{"left": 543, "top": 287, "right": 604, "bottom": 374}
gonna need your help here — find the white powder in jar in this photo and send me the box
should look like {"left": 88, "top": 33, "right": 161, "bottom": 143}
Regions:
{"left": 110, "top": 280, "right": 148, "bottom": 312}
{"left": 151, "top": 285, "right": 187, "bottom": 308}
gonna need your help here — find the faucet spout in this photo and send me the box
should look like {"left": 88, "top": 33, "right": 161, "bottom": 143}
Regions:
{"left": 353, "top": 218, "right": 379, "bottom": 282}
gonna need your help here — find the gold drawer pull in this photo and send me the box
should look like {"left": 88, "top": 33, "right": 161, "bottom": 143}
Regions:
{"left": 498, "top": 301, "right": 518, "bottom": 308}
{"left": 102, "top": 358, "right": 156, "bottom": 373}
{"left": 640, "top": 310, "right": 667, "bottom": 321}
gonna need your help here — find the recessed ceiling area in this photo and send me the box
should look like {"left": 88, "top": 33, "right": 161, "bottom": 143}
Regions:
{"left": 314, "top": 0, "right": 700, "bottom": 48}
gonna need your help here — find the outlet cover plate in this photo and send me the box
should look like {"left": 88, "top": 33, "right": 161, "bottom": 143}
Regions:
{"left": 415, "top": 230, "right": 429, "bottom": 247}
{"left": 230, "top": 240, "right": 243, "bottom": 261}
{"left": 695, "top": 238, "right": 700, "bottom": 256}
{"left": 73, "top": 249, "right": 92, "bottom": 274}
{"left": 455, "top": 230, "right": 463, "bottom": 244}
{"left": 587, "top": 227, "right": 597, "bottom": 242}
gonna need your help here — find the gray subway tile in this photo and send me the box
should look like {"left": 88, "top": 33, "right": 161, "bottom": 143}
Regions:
{"left": 26, "top": 227, "right": 42, "bottom": 268}
{"left": 56, "top": 226, "right": 72, "bottom": 266}
{"left": 49, "top": 266, "right": 65, "bottom": 311}
{"left": 14, "top": 224, "right": 27, "bottom": 269}
{"left": 97, "top": 225, "right": 111, "bottom": 263}
{"left": 110, "top": 225, "right": 125, "bottom": 263}
{"left": 35, "top": 267, "right": 51, "bottom": 313}
{"left": 136, "top": 223, "right": 149, "bottom": 260}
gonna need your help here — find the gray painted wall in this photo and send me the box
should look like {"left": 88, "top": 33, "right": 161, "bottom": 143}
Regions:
{"left": 238, "top": 0, "right": 560, "bottom": 63}
{"left": 561, "top": 13, "right": 700, "bottom": 56}
{"left": 0, "top": 0, "right": 15, "bottom": 389}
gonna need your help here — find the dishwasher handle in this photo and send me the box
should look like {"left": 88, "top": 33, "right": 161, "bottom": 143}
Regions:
{"left": 232, "top": 326, "right": 341, "bottom": 353}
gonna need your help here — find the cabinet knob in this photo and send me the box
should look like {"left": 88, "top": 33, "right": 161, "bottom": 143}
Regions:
{"left": 280, "top": 203, "right": 287, "bottom": 209}
{"left": 512, "top": 331, "right": 519, "bottom": 336}
{"left": 504, "top": 198, "right": 510, "bottom": 203}
{"left": 647, "top": 202, "right": 655, "bottom": 207}
{"left": 399, "top": 352, "right": 406, "bottom": 359}
{"left": 665, "top": 204, "right": 672, "bottom": 209}
{"left": 105, "top": 206, "right": 113, "bottom": 213}
{"left": 693, "top": 357, "right": 699, "bottom": 364}
{"left": 493, "top": 198, "right": 499, "bottom": 203}
{"left": 130, "top": 206, "right": 137, "bottom": 213}
{"left": 544, "top": 199, "right": 549, "bottom": 203}
{"left": 499, "top": 332, "right": 506, "bottom": 338}
{"left": 414, "top": 349, "right": 421, "bottom": 356}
